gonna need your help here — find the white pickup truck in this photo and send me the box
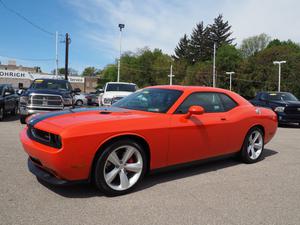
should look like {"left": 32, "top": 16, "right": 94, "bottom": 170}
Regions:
{"left": 98, "top": 82, "right": 137, "bottom": 106}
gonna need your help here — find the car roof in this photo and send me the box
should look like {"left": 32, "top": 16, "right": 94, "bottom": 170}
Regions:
{"left": 147, "top": 85, "right": 232, "bottom": 93}
{"left": 106, "top": 82, "right": 136, "bottom": 85}
{"left": 33, "top": 78, "right": 68, "bottom": 82}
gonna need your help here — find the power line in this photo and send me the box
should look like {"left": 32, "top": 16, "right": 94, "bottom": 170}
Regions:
{"left": 0, "top": 55, "right": 55, "bottom": 62}
{"left": 0, "top": 0, "right": 55, "bottom": 36}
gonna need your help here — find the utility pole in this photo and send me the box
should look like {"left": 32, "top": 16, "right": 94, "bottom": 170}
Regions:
{"left": 65, "top": 33, "right": 70, "bottom": 80}
{"left": 55, "top": 31, "right": 58, "bottom": 78}
{"left": 213, "top": 42, "right": 216, "bottom": 87}
{"left": 226, "top": 72, "right": 235, "bottom": 91}
{"left": 273, "top": 61, "right": 286, "bottom": 92}
{"left": 117, "top": 24, "right": 125, "bottom": 82}
{"left": 168, "top": 64, "right": 175, "bottom": 85}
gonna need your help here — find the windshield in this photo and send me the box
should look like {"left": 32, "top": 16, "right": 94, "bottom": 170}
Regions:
{"left": 30, "top": 79, "right": 71, "bottom": 91}
{"left": 268, "top": 93, "right": 298, "bottom": 101}
{"left": 106, "top": 83, "right": 136, "bottom": 92}
{"left": 113, "top": 88, "right": 182, "bottom": 113}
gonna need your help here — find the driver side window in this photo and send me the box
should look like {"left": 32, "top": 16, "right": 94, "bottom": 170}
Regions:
{"left": 175, "top": 92, "right": 224, "bottom": 114}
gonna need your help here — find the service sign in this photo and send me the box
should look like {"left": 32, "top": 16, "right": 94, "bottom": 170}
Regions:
{"left": 0, "top": 69, "right": 84, "bottom": 83}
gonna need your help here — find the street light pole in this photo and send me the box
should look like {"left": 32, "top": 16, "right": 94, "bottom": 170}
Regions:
{"left": 273, "top": 60, "right": 286, "bottom": 92}
{"left": 226, "top": 72, "right": 235, "bottom": 91}
{"left": 117, "top": 24, "right": 125, "bottom": 82}
{"left": 55, "top": 31, "right": 58, "bottom": 78}
{"left": 213, "top": 42, "right": 216, "bottom": 87}
{"left": 168, "top": 64, "right": 175, "bottom": 85}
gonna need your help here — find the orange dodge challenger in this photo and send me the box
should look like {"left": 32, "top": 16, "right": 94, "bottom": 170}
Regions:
{"left": 20, "top": 86, "right": 277, "bottom": 196}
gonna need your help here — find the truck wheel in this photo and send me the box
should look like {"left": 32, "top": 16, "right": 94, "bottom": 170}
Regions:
{"left": 20, "top": 115, "right": 27, "bottom": 124}
{"left": 0, "top": 107, "right": 4, "bottom": 121}
{"left": 11, "top": 105, "right": 19, "bottom": 116}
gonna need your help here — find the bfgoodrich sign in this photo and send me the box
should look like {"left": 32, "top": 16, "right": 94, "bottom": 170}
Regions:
{"left": 0, "top": 69, "right": 84, "bottom": 83}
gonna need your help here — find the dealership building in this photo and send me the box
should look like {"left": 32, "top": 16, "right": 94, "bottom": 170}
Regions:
{"left": 0, "top": 61, "right": 99, "bottom": 93}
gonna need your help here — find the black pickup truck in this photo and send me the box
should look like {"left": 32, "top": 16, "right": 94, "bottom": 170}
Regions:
{"left": 250, "top": 91, "right": 300, "bottom": 125}
{"left": 0, "top": 84, "right": 19, "bottom": 121}
{"left": 19, "top": 79, "right": 80, "bottom": 124}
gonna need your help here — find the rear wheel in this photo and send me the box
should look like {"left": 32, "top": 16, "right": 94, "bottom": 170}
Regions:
{"left": 94, "top": 139, "right": 147, "bottom": 196}
{"left": 240, "top": 127, "right": 264, "bottom": 163}
{"left": 0, "top": 107, "right": 4, "bottom": 121}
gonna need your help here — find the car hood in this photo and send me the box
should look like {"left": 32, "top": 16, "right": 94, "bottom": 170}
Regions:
{"left": 270, "top": 100, "right": 300, "bottom": 107}
{"left": 28, "top": 107, "right": 156, "bottom": 135}
{"left": 103, "top": 91, "right": 133, "bottom": 98}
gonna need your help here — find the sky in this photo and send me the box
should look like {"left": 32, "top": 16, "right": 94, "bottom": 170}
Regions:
{"left": 0, "top": 0, "right": 299, "bottom": 74}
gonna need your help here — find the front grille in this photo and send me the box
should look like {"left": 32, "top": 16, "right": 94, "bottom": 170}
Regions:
{"left": 284, "top": 106, "right": 300, "bottom": 115}
{"left": 30, "top": 94, "right": 63, "bottom": 108}
{"left": 27, "top": 125, "right": 62, "bottom": 149}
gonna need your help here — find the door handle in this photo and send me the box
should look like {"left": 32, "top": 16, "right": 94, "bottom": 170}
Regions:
{"left": 221, "top": 117, "right": 226, "bottom": 121}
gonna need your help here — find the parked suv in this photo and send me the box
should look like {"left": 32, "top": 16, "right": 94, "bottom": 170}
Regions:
{"left": 250, "top": 91, "right": 300, "bottom": 125}
{"left": 0, "top": 84, "right": 19, "bottom": 121}
{"left": 98, "top": 82, "right": 137, "bottom": 106}
{"left": 19, "top": 79, "right": 80, "bottom": 124}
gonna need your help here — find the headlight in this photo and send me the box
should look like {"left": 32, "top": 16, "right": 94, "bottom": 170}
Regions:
{"left": 20, "top": 96, "right": 29, "bottom": 104}
{"left": 63, "top": 97, "right": 73, "bottom": 105}
{"left": 103, "top": 98, "right": 112, "bottom": 104}
{"left": 274, "top": 106, "right": 285, "bottom": 112}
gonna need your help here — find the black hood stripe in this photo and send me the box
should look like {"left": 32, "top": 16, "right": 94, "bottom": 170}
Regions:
{"left": 28, "top": 107, "right": 129, "bottom": 126}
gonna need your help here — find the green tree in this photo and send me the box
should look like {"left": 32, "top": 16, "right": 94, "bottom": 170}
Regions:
{"left": 81, "top": 67, "right": 98, "bottom": 76}
{"left": 209, "top": 14, "right": 234, "bottom": 47}
{"left": 174, "top": 34, "right": 191, "bottom": 61}
{"left": 240, "top": 33, "right": 271, "bottom": 57}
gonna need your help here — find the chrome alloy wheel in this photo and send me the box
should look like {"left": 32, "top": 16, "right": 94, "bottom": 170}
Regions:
{"left": 247, "top": 130, "right": 263, "bottom": 160}
{"left": 103, "top": 145, "right": 143, "bottom": 191}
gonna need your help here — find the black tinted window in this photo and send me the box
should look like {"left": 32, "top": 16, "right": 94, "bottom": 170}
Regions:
{"left": 106, "top": 83, "right": 136, "bottom": 92}
{"left": 219, "top": 94, "right": 237, "bottom": 111}
{"left": 175, "top": 92, "right": 224, "bottom": 114}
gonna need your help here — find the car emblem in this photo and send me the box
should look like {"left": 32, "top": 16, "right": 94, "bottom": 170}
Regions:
{"left": 42, "top": 97, "right": 48, "bottom": 106}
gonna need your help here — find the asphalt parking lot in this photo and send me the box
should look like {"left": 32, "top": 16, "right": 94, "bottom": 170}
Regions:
{"left": 0, "top": 116, "right": 300, "bottom": 225}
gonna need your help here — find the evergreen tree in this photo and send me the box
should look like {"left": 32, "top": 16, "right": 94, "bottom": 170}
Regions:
{"left": 174, "top": 34, "right": 191, "bottom": 61}
{"left": 209, "top": 14, "right": 234, "bottom": 47}
{"left": 189, "top": 22, "right": 210, "bottom": 62}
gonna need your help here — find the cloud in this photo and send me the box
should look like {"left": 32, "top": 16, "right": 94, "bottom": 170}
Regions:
{"left": 67, "top": 0, "right": 300, "bottom": 57}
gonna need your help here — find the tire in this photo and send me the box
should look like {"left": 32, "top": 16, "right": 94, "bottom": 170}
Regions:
{"left": 0, "top": 107, "right": 4, "bottom": 121}
{"left": 75, "top": 100, "right": 83, "bottom": 106}
{"left": 240, "top": 127, "right": 264, "bottom": 164}
{"left": 11, "top": 104, "right": 19, "bottom": 116}
{"left": 20, "top": 115, "right": 27, "bottom": 124}
{"left": 94, "top": 139, "right": 147, "bottom": 196}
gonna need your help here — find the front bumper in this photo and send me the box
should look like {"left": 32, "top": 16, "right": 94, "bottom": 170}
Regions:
{"left": 20, "top": 127, "right": 90, "bottom": 182}
{"left": 20, "top": 105, "right": 72, "bottom": 116}
{"left": 28, "top": 158, "right": 72, "bottom": 185}
{"left": 277, "top": 112, "right": 300, "bottom": 124}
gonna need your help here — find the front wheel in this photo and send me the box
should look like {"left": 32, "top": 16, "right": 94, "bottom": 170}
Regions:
{"left": 0, "top": 107, "right": 4, "bottom": 121}
{"left": 94, "top": 139, "right": 147, "bottom": 196}
{"left": 240, "top": 127, "right": 264, "bottom": 163}
{"left": 75, "top": 100, "right": 83, "bottom": 106}
{"left": 20, "top": 115, "right": 27, "bottom": 124}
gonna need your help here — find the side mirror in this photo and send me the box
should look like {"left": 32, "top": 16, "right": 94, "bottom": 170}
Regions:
{"left": 73, "top": 88, "right": 81, "bottom": 93}
{"left": 185, "top": 106, "right": 205, "bottom": 119}
{"left": 17, "top": 89, "right": 24, "bottom": 95}
{"left": 98, "top": 89, "right": 104, "bottom": 94}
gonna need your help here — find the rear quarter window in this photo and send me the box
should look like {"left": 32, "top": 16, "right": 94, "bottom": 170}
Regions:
{"left": 219, "top": 93, "right": 238, "bottom": 111}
